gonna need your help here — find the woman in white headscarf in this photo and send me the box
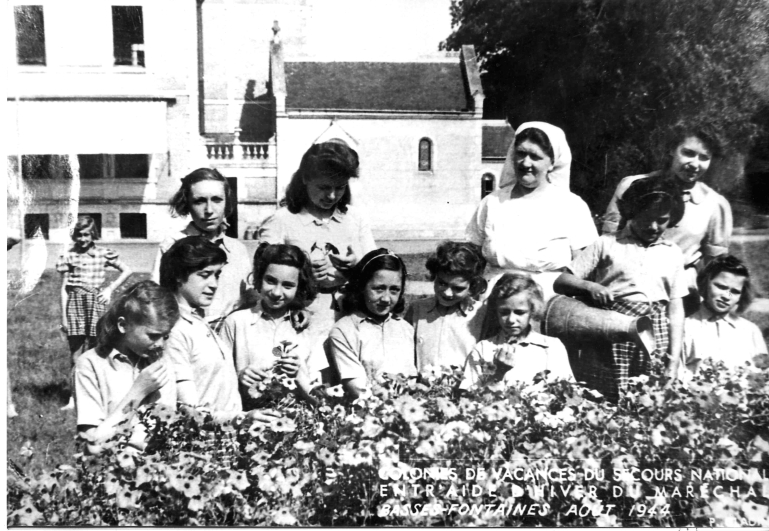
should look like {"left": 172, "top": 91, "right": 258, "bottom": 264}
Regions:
{"left": 466, "top": 122, "right": 597, "bottom": 300}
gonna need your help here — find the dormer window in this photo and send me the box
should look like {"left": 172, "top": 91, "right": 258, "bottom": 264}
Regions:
{"left": 418, "top": 138, "right": 432, "bottom": 171}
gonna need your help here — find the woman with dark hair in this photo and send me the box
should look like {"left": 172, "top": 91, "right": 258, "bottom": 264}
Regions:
{"left": 466, "top": 122, "right": 598, "bottom": 300}
{"left": 151, "top": 167, "right": 251, "bottom": 328}
{"left": 74, "top": 280, "right": 179, "bottom": 454}
{"left": 602, "top": 123, "right": 733, "bottom": 313}
{"left": 325, "top": 248, "right": 416, "bottom": 398}
{"left": 681, "top": 255, "right": 767, "bottom": 379}
{"left": 257, "top": 142, "right": 376, "bottom": 316}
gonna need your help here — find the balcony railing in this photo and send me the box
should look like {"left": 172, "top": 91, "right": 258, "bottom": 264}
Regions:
{"left": 205, "top": 130, "right": 275, "bottom": 164}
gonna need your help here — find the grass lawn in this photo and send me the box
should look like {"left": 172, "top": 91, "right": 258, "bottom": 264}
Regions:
{"left": 6, "top": 244, "right": 769, "bottom": 477}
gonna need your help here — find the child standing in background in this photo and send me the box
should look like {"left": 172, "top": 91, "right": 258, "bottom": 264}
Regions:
{"left": 221, "top": 243, "right": 327, "bottom": 408}
{"left": 58, "top": 216, "right": 133, "bottom": 410}
{"left": 405, "top": 241, "right": 488, "bottom": 372}
{"left": 681, "top": 255, "right": 767, "bottom": 379}
{"left": 461, "top": 273, "right": 571, "bottom": 389}
{"left": 554, "top": 177, "right": 688, "bottom": 401}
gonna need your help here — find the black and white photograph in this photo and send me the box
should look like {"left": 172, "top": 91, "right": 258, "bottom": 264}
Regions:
{"left": 6, "top": 0, "right": 769, "bottom": 526}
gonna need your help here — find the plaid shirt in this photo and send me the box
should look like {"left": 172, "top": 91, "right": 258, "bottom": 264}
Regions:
{"left": 56, "top": 245, "right": 123, "bottom": 289}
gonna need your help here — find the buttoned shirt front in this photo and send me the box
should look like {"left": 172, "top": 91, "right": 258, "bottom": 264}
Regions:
{"left": 568, "top": 227, "right": 689, "bottom": 303}
{"left": 152, "top": 222, "right": 251, "bottom": 322}
{"left": 257, "top": 205, "right": 376, "bottom": 289}
{"left": 405, "top": 296, "right": 487, "bottom": 371}
{"left": 56, "top": 245, "right": 124, "bottom": 288}
{"left": 165, "top": 305, "right": 242, "bottom": 412}
{"left": 74, "top": 347, "right": 177, "bottom": 427}
{"left": 327, "top": 311, "right": 417, "bottom": 384}
{"left": 461, "top": 330, "right": 572, "bottom": 389}
{"left": 682, "top": 307, "right": 768, "bottom": 377}
{"left": 220, "top": 305, "right": 328, "bottom": 379}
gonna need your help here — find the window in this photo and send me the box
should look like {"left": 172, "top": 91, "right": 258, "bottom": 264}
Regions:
{"left": 481, "top": 173, "right": 495, "bottom": 199}
{"left": 418, "top": 138, "right": 432, "bottom": 171}
{"left": 112, "top": 6, "right": 144, "bottom": 67}
{"left": 78, "top": 154, "right": 150, "bottom": 179}
{"left": 24, "top": 214, "right": 49, "bottom": 239}
{"left": 21, "top": 155, "right": 73, "bottom": 179}
{"left": 120, "top": 213, "right": 147, "bottom": 239}
{"left": 15, "top": 5, "right": 46, "bottom": 66}
{"left": 78, "top": 213, "right": 103, "bottom": 237}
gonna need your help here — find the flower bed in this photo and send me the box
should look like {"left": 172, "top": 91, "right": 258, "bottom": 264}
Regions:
{"left": 8, "top": 357, "right": 769, "bottom": 527}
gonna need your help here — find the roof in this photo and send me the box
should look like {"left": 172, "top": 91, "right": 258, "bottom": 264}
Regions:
{"left": 482, "top": 124, "right": 515, "bottom": 158}
{"left": 284, "top": 62, "right": 470, "bottom": 112}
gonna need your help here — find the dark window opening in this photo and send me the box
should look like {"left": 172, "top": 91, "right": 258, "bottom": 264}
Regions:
{"left": 15, "top": 6, "right": 46, "bottom": 66}
{"left": 21, "top": 155, "right": 73, "bottom": 179}
{"left": 78, "top": 213, "right": 103, "bottom": 237}
{"left": 24, "top": 214, "right": 49, "bottom": 239}
{"left": 481, "top": 173, "right": 495, "bottom": 199}
{"left": 419, "top": 138, "right": 432, "bottom": 171}
{"left": 112, "top": 6, "right": 144, "bottom": 66}
{"left": 114, "top": 154, "right": 150, "bottom": 178}
{"left": 78, "top": 155, "right": 108, "bottom": 179}
{"left": 120, "top": 213, "right": 147, "bottom": 239}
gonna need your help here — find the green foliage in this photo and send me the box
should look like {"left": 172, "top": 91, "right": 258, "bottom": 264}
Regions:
{"left": 8, "top": 361, "right": 769, "bottom": 526}
{"left": 443, "top": 0, "right": 769, "bottom": 210}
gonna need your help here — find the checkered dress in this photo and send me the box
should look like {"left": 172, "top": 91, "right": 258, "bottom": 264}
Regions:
{"left": 576, "top": 299, "right": 668, "bottom": 402}
{"left": 56, "top": 246, "right": 123, "bottom": 337}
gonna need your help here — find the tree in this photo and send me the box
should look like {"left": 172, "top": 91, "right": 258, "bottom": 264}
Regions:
{"left": 443, "top": 0, "right": 769, "bottom": 211}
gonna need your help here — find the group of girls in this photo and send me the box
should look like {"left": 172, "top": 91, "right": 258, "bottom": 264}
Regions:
{"left": 63, "top": 129, "right": 767, "bottom": 453}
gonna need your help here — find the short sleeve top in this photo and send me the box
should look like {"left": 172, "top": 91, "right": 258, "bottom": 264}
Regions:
{"left": 164, "top": 306, "right": 242, "bottom": 413}
{"left": 56, "top": 245, "right": 123, "bottom": 289}
{"left": 326, "top": 311, "right": 417, "bottom": 385}
{"left": 405, "top": 297, "right": 487, "bottom": 371}
{"left": 567, "top": 227, "right": 689, "bottom": 302}
{"left": 466, "top": 184, "right": 598, "bottom": 272}
{"left": 74, "top": 348, "right": 177, "bottom": 427}
{"left": 220, "top": 305, "right": 329, "bottom": 378}
{"left": 461, "top": 331, "right": 572, "bottom": 389}
{"left": 257, "top": 205, "right": 376, "bottom": 288}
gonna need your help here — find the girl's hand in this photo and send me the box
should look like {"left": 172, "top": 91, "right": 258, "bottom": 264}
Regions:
{"left": 311, "top": 257, "right": 333, "bottom": 282}
{"left": 60, "top": 322, "right": 68, "bottom": 334}
{"left": 239, "top": 366, "right": 271, "bottom": 388}
{"left": 133, "top": 361, "right": 169, "bottom": 398}
{"left": 328, "top": 245, "right": 357, "bottom": 273}
{"left": 245, "top": 408, "right": 281, "bottom": 426}
{"left": 587, "top": 284, "right": 615, "bottom": 306}
{"left": 277, "top": 346, "right": 300, "bottom": 378}
{"left": 98, "top": 287, "right": 113, "bottom": 304}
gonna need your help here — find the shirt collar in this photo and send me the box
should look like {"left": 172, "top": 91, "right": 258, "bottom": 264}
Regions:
{"left": 496, "top": 328, "right": 548, "bottom": 347}
{"left": 250, "top": 303, "right": 291, "bottom": 324}
{"left": 183, "top": 222, "right": 231, "bottom": 252}
{"left": 297, "top": 207, "right": 344, "bottom": 226}
{"left": 427, "top": 297, "right": 474, "bottom": 317}
{"left": 681, "top": 182, "right": 705, "bottom": 205}
{"left": 72, "top": 244, "right": 98, "bottom": 256}
{"left": 177, "top": 298, "right": 206, "bottom": 323}
{"left": 616, "top": 225, "right": 670, "bottom": 247}
{"left": 353, "top": 309, "right": 400, "bottom": 324}
{"left": 108, "top": 348, "right": 147, "bottom": 371}
{"left": 699, "top": 305, "right": 738, "bottom": 328}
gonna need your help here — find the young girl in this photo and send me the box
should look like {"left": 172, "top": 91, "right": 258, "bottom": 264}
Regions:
{"left": 221, "top": 243, "right": 327, "bottom": 407}
{"left": 681, "top": 255, "right": 767, "bottom": 378}
{"left": 151, "top": 168, "right": 251, "bottom": 329}
{"left": 58, "top": 215, "right": 133, "bottom": 409}
{"left": 326, "top": 248, "right": 417, "bottom": 398}
{"left": 74, "top": 280, "right": 179, "bottom": 455}
{"left": 555, "top": 177, "right": 688, "bottom": 401}
{"left": 461, "top": 273, "right": 572, "bottom": 389}
{"left": 405, "top": 241, "right": 488, "bottom": 371}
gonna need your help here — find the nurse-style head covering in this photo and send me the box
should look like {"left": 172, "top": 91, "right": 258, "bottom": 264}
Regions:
{"left": 498, "top": 121, "right": 572, "bottom": 189}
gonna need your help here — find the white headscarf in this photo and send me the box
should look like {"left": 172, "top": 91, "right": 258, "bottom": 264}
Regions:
{"left": 498, "top": 121, "right": 572, "bottom": 189}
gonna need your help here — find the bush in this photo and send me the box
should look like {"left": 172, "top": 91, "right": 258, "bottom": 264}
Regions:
{"left": 7, "top": 359, "right": 769, "bottom": 526}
